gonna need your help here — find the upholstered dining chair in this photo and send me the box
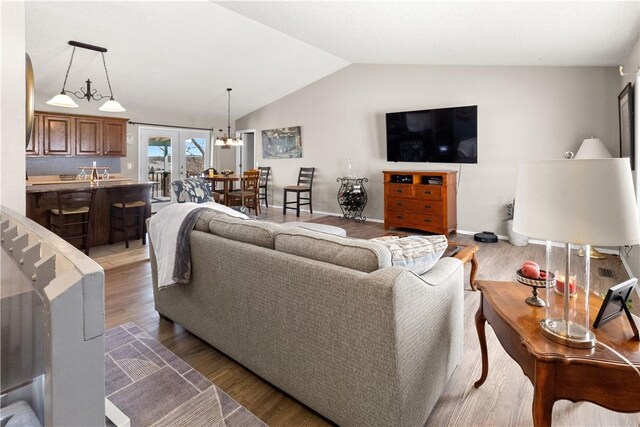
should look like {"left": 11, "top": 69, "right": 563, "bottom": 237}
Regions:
{"left": 258, "top": 166, "right": 271, "bottom": 208}
{"left": 227, "top": 170, "right": 260, "bottom": 214}
{"left": 48, "top": 189, "right": 96, "bottom": 255}
{"left": 283, "top": 167, "right": 315, "bottom": 217}
{"left": 109, "top": 187, "right": 150, "bottom": 249}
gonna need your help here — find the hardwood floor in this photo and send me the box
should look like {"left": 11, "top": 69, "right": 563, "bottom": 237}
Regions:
{"left": 104, "top": 208, "right": 639, "bottom": 426}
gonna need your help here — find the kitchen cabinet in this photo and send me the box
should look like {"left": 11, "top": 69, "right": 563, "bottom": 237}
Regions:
{"left": 26, "top": 113, "right": 42, "bottom": 156}
{"left": 102, "top": 119, "right": 127, "bottom": 156}
{"left": 75, "top": 117, "right": 103, "bottom": 156}
{"left": 43, "top": 114, "right": 73, "bottom": 156}
{"left": 29, "top": 112, "right": 128, "bottom": 157}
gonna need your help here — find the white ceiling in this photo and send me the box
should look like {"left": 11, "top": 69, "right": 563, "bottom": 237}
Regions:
{"left": 219, "top": 1, "right": 640, "bottom": 66}
{"left": 26, "top": 1, "right": 639, "bottom": 127}
{"left": 25, "top": 1, "right": 348, "bottom": 126}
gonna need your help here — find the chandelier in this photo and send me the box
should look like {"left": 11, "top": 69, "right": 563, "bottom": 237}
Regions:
{"left": 215, "top": 88, "right": 243, "bottom": 149}
{"left": 46, "top": 41, "right": 125, "bottom": 112}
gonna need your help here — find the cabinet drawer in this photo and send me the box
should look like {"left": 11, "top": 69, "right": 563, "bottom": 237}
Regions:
{"left": 386, "top": 184, "right": 414, "bottom": 198}
{"left": 415, "top": 185, "right": 443, "bottom": 200}
{"left": 388, "top": 198, "right": 443, "bottom": 215}
{"left": 387, "top": 211, "right": 444, "bottom": 228}
{"left": 408, "top": 213, "right": 444, "bottom": 229}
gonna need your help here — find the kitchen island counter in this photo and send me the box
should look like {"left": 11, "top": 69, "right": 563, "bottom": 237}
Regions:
{"left": 26, "top": 181, "right": 156, "bottom": 247}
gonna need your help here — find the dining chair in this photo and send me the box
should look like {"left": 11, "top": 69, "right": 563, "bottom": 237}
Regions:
{"left": 228, "top": 170, "right": 260, "bottom": 214}
{"left": 258, "top": 166, "right": 271, "bottom": 208}
{"left": 48, "top": 189, "right": 96, "bottom": 255}
{"left": 283, "top": 167, "right": 315, "bottom": 217}
{"left": 109, "top": 187, "right": 150, "bottom": 249}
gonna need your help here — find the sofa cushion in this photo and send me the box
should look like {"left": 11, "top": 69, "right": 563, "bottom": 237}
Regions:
{"left": 208, "top": 215, "right": 281, "bottom": 249}
{"left": 171, "top": 177, "right": 213, "bottom": 204}
{"left": 371, "top": 235, "right": 448, "bottom": 275}
{"left": 194, "top": 210, "right": 220, "bottom": 232}
{"left": 274, "top": 227, "right": 391, "bottom": 273}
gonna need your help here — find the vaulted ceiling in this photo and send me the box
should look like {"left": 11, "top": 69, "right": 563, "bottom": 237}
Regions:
{"left": 26, "top": 1, "right": 639, "bottom": 127}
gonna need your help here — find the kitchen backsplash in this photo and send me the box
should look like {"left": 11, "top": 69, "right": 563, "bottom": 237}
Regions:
{"left": 26, "top": 157, "right": 121, "bottom": 176}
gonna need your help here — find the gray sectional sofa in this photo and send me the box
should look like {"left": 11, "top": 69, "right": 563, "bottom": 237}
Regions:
{"left": 150, "top": 211, "right": 464, "bottom": 427}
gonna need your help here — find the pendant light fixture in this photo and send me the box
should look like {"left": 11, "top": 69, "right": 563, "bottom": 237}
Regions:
{"left": 46, "top": 41, "right": 125, "bottom": 112}
{"left": 215, "top": 88, "right": 243, "bottom": 149}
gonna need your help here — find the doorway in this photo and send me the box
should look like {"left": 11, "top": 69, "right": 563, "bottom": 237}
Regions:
{"left": 236, "top": 130, "right": 257, "bottom": 174}
{"left": 138, "top": 127, "right": 211, "bottom": 210}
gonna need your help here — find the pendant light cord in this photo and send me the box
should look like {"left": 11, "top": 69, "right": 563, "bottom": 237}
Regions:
{"left": 101, "top": 52, "right": 115, "bottom": 99}
{"left": 61, "top": 46, "right": 76, "bottom": 93}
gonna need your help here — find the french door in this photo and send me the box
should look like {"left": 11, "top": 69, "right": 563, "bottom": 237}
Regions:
{"left": 138, "top": 127, "right": 211, "bottom": 210}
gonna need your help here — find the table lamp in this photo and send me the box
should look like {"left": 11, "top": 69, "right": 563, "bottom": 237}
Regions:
{"left": 513, "top": 159, "right": 640, "bottom": 348}
{"left": 573, "top": 137, "right": 613, "bottom": 159}
{"left": 574, "top": 137, "right": 614, "bottom": 259}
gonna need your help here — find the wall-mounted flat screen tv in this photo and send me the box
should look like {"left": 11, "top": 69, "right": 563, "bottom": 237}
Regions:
{"left": 386, "top": 105, "right": 477, "bottom": 163}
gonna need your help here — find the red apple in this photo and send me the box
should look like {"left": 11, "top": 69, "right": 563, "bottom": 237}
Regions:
{"left": 522, "top": 264, "right": 540, "bottom": 279}
{"left": 523, "top": 260, "right": 539, "bottom": 269}
{"left": 539, "top": 271, "right": 547, "bottom": 279}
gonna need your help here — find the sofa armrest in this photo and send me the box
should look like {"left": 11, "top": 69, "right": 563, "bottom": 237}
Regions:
{"left": 418, "top": 257, "right": 464, "bottom": 286}
{"left": 391, "top": 258, "right": 464, "bottom": 427}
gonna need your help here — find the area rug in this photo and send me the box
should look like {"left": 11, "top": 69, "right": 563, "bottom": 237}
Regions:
{"left": 105, "top": 323, "right": 266, "bottom": 427}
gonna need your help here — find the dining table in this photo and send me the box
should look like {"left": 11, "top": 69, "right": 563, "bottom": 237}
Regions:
{"left": 201, "top": 174, "right": 240, "bottom": 206}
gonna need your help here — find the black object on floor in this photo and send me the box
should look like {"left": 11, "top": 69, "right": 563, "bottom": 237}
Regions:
{"left": 474, "top": 231, "right": 498, "bottom": 243}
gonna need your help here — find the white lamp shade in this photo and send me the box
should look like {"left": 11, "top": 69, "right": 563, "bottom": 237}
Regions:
{"left": 234, "top": 138, "right": 243, "bottom": 146}
{"left": 46, "top": 93, "right": 79, "bottom": 108}
{"left": 98, "top": 99, "right": 126, "bottom": 112}
{"left": 574, "top": 138, "right": 613, "bottom": 159}
{"left": 214, "top": 138, "right": 225, "bottom": 146}
{"left": 513, "top": 159, "right": 640, "bottom": 246}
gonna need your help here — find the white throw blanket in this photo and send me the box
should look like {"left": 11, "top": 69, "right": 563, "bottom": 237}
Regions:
{"left": 149, "top": 202, "right": 247, "bottom": 289}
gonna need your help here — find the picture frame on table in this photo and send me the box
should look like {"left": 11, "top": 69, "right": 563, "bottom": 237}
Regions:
{"left": 593, "top": 278, "right": 639, "bottom": 340}
{"left": 618, "top": 82, "right": 635, "bottom": 171}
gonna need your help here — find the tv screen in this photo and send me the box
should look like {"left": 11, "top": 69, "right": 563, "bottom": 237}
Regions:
{"left": 386, "top": 105, "right": 477, "bottom": 163}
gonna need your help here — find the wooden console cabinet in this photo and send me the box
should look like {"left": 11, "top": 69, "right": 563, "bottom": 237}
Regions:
{"left": 383, "top": 170, "right": 457, "bottom": 236}
{"left": 28, "top": 112, "right": 128, "bottom": 157}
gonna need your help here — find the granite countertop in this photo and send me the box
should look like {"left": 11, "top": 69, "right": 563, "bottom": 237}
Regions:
{"left": 26, "top": 180, "right": 157, "bottom": 193}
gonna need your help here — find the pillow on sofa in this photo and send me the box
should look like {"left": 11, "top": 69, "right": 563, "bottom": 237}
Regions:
{"left": 209, "top": 215, "right": 281, "bottom": 249}
{"left": 274, "top": 227, "right": 391, "bottom": 273}
{"left": 171, "top": 177, "right": 213, "bottom": 204}
{"left": 371, "top": 235, "right": 448, "bottom": 275}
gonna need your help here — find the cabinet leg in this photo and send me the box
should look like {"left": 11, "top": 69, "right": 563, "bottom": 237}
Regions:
{"left": 474, "top": 300, "right": 489, "bottom": 388}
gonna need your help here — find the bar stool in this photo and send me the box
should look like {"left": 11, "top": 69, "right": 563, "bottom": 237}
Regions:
{"left": 109, "top": 187, "right": 150, "bottom": 248}
{"left": 48, "top": 189, "right": 95, "bottom": 255}
{"left": 258, "top": 166, "right": 271, "bottom": 208}
{"left": 283, "top": 167, "right": 315, "bottom": 217}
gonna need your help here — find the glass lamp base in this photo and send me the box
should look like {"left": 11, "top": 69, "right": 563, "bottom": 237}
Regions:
{"left": 540, "top": 317, "right": 596, "bottom": 349}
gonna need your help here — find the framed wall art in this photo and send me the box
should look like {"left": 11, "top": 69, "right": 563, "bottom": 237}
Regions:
{"left": 262, "top": 126, "right": 302, "bottom": 159}
{"left": 618, "top": 82, "right": 635, "bottom": 170}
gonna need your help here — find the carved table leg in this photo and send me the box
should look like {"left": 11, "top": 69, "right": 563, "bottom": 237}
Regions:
{"left": 470, "top": 254, "right": 479, "bottom": 291}
{"left": 532, "top": 362, "right": 554, "bottom": 427}
{"left": 474, "top": 298, "right": 489, "bottom": 388}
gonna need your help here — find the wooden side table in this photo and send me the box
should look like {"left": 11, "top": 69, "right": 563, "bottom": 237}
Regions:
{"left": 474, "top": 280, "right": 640, "bottom": 427}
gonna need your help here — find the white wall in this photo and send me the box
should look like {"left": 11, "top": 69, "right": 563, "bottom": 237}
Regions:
{"left": 1, "top": 2, "right": 26, "bottom": 214}
{"left": 620, "top": 36, "right": 640, "bottom": 278}
{"left": 237, "top": 64, "right": 619, "bottom": 235}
